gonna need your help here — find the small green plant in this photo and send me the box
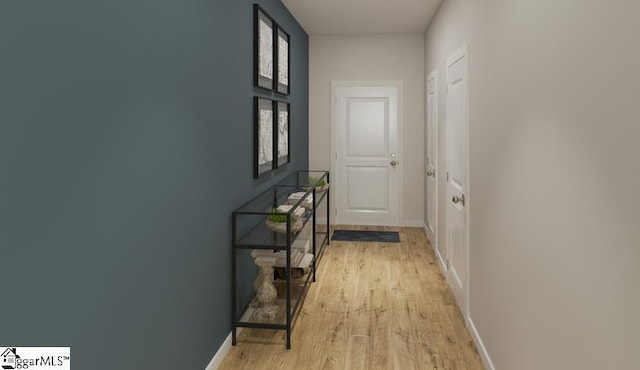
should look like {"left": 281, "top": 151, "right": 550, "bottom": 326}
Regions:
{"left": 308, "top": 176, "right": 326, "bottom": 187}
{"left": 268, "top": 208, "right": 297, "bottom": 223}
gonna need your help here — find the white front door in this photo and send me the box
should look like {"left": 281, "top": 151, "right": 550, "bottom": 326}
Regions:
{"left": 426, "top": 70, "right": 441, "bottom": 267}
{"left": 334, "top": 84, "right": 400, "bottom": 226}
{"left": 446, "top": 44, "right": 469, "bottom": 316}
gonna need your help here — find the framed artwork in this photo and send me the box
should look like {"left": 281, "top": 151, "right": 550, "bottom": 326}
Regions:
{"left": 254, "top": 97, "right": 275, "bottom": 177}
{"left": 275, "top": 25, "right": 290, "bottom": 95}
{"left": 254, "top": 5, "right": 275, "bottom": 90}
{"left": 275, "top": 101, "right": 290, "bottom": 167}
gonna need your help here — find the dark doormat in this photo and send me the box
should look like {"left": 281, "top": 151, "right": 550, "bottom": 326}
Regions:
{"left": 331, "top": 230, "right": 400, "bottom": 243}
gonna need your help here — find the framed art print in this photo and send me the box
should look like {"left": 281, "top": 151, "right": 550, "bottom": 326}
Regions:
{"left": 254, "top": 97, "right": 275, "bottom": 177}
{"left": 275, "top": 101, "right": 290, "bottom": 167}
{"left": 254, "top": 5, "right": 275, "bottom": 90}
{"left": 275, "top": 25, "right": 290, "bottom": 95}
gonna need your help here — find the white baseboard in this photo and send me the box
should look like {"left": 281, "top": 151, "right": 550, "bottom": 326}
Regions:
{"left": 205, "top": 332, "right": 232, "bottom": 370}
{"left": 468, "top": 316, "right": 496, "bottom": 370}
{"left": 401, "top": 219, "right": 425, "bottom": 227}
{"left": 205, "top": 308, "right": 254, "bottom": 370}
{"left": 316, "top": 219, "right": 424, "bottom": 228}
{"left": 422, "top": 222, "right": 447, "bottom": 272}
{"left": 422, "top": 225, "right": 489, "bottom": 369}
{"left": 434, "top": 248, "right": 448, "bottom": 273}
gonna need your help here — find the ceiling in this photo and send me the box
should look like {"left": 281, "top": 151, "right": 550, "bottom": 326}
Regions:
{"left": 281, "top": 0, "right": 443, "bottom": 35}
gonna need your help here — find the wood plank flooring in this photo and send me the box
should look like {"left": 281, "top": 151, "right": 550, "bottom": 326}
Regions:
{"left": 220, "top": 226, "right": 484, "bottom": 370}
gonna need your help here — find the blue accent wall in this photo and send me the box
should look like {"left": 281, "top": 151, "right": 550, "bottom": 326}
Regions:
{"left": 0, "top": 0, "right": 308, "bottom": 368}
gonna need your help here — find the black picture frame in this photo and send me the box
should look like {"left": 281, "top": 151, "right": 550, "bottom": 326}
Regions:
{"left": 254, "top": 4, "right": 275, "bottom": 91}
{"left": 254, "top": 97, "right": 275, "bottom": 178}
{"left": 275, "top": 101, "right": 290, "bottom": 167}
{"left": 275, "top": 25, "right": 290, "bottom": 95}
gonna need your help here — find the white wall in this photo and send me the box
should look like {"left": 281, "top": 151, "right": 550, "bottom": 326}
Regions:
{"left": 309, "top": 34, "right": 425, "bottom": 225}
{"left": 425, "top": 0, "right": 640, "bottom": 369}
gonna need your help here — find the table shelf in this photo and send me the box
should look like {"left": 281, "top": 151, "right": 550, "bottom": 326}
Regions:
{"left": 231, "top": 171, "right": 330, "bottom": 349}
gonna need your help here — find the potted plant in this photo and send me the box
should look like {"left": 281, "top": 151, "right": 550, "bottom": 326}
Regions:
{"left": 265, "top": 208, "right": 303, "bottom": 234}
{"left": 307, "top": 176, "right": 329, "bottom": 193}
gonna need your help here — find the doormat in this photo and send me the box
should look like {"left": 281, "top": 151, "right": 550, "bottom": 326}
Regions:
{"left": 331, "top": 230, "right": 400, "bottom": 243}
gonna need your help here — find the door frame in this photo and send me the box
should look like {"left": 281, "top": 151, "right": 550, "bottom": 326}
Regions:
{"left": 426, "top": 69, "right": 442, "bottom": 270}
{"left": 445, "top": 43, "right": 471, "bottom": 320}
{"left": 330, "top": 80, "right": 404, "bottom": 226}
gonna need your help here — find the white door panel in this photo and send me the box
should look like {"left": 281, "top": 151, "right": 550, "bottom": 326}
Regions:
{"left": 334, "top": 85, "right": 400, "bottom": 226}
{"left": 446, "top": 44, "right": 469, "bottom": 317}
{"left": 426, "top": 70, "right": 440, "bottom": 267}
{"left": 346, "top": 166, "right": 389, "bottom": 211}
{"left": 347, "top": 99, "right": 388, "bottom": 157}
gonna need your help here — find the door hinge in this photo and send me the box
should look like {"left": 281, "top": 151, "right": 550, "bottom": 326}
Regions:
{"left": 447, "top": 171, "right": 449, "bottom": 182}
{"left": 335, "top": 153, "right": 338, "bottom": 160}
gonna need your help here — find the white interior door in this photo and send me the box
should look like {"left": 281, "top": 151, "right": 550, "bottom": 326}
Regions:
{"left": 446, "top": 45, "right": 469, "bottom": 316}
{"left": 426, "top": 70, "right": 441, "bottom": 267}
{"left": 334, "top": 85, "right": 400, "bottom": 226}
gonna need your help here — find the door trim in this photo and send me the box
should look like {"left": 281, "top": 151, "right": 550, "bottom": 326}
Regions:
{"left": 445, "top": 43, "right": 470, "bottom": 321}
{"left": 426, "top": 69, "right": 441, "bottom": 270}
{"left": 331, "top": 80, "right": 404, "bottom": 226}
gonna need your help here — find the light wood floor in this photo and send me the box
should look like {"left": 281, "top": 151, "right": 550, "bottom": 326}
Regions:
{"left": 220, "top": 226, "right": 484, "bottom": 370}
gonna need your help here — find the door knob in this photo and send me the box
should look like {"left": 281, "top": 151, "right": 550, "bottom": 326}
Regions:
{"left": 452, "top": 194, "right": 465, "bottom": 206}
{"left": 390, "top": 160, "right": 397, "bottom": 166}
